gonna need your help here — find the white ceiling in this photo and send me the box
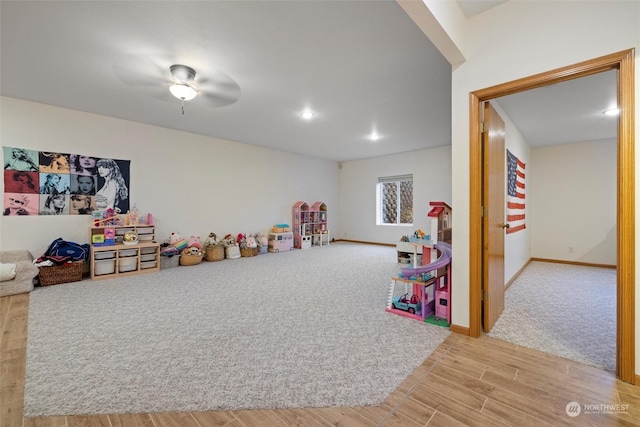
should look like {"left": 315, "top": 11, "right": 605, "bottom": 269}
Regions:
{"left": 0, "top": 1, "right": 617, "bottom": 163}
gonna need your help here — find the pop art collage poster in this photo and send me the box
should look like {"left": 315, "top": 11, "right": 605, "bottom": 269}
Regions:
{"left": 3, "top": 147, "right": 130, "bottom": 216}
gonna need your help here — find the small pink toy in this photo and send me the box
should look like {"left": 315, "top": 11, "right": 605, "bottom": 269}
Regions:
{"left": 188, "top": 235, "right": 202, "bottom": 250}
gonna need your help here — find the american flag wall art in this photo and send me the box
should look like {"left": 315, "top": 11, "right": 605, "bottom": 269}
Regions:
{"left": 506, "top": 149, "right": 526, "bottom": 234}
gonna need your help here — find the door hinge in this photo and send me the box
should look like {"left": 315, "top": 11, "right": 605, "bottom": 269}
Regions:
{"left": 481, "top": 206, "right": 488, "bottom": 217}
{"left": 481, "top": 121, "right": 487, "bottom": 132}
{"left": 482, "top": 290, "right": 488, "bottom": 301}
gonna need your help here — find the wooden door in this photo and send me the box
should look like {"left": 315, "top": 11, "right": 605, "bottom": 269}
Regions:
{"left": 482, "top": 102, "right": 506, "bottom": 332}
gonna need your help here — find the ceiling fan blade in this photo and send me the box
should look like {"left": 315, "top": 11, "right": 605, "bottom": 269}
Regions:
{"left": 200, "top": 90, "right": 241, "bottom": 108}
{"left": 113, "top": 55, "right": 169, "bottom": 87}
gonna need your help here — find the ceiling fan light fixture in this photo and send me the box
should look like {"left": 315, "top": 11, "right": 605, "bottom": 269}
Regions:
{"left": 169, "top": 82, "right": 197, "bottom": 101}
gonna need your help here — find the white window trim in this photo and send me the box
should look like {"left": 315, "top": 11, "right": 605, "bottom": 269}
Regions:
{"left": 376, "top": 174, "right": 413, "bottom": 226}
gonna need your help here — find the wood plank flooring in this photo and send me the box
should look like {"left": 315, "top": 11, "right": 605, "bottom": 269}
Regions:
{"left": 1, "top": 293, "right": 638, "bottom": 427}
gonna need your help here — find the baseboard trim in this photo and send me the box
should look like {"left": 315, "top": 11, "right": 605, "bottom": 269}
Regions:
{"left": 530, "top": 257, "right": 616, "bottom": 269}
{"left": 449, "top": 324, "right": 469, "bottom": 336}
{"left": 334, "top": 239, "right": 395, "bottom": 247}
{"left": 505, "top": 259, "right": 532, "bottom": 291}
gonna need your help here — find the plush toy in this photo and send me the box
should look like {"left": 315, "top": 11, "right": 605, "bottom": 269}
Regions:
{"left": 169, "top": 232, "right": 188, "bottom": 251}
{"left": 222, "top": 234, "right": 238, "bottom": 247}
{"left": 258, "top": 233, "right": 268, "bottom": 248}
{"left": 188, "top": 235, "right": 202, "bottom": 250}
{"left": 160, "top": 243, "right": 180, "bottom": 257}
{"left": 183, "top": 246, "right": 202, "bottom": 256}
{"left": 223, "top": 234, "right": 241, "bottom": 259}
{"left": 204, "top": 232, "right": 220, "bottom": 247}
{"left": 245, "top": 235, "right": 258, "bottom": 249}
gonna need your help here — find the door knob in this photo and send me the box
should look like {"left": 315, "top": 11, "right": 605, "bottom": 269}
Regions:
{"left": 499, "top": 223, "right": 510, "bottom": 229}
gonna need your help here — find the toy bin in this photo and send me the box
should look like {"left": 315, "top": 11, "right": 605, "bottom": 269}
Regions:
{"left": 140, "top": 260, "right": 157, "bottom": 269}
{"left": 240, "top": 247, "right": 258, "bottom": 257}
{"left": 94, "top": 250, "right": 116, "bottom": 260}
{"left": 160, "top": 255, "right": 180, "bottom": 269}
{"left": 94, "top": 259, "right": 116, "bottom": 276}
{"left": 39, "top": 261, "right": 84, "bottom": 286}
{"left": 119, "top": 257, "right": 137, "bottom": 273}
{"left": 204, "top": 245, "right": 225, "bottom": 261}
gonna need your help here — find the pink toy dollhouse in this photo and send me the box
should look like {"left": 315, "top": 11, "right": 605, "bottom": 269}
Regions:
{"left": 387, "top": 201, "right": 452, "bottom": 326}
{"left": 292, "top": 201, "right": 310, "bottom": 249}
{"left": 427, "top": 201, "right": 452, "bottom": 244}
{"left": 292, "top": 201, "right": 330, "bottom": 248}
{"left": 309, "top": 202, "right": 329, "bottom": 246}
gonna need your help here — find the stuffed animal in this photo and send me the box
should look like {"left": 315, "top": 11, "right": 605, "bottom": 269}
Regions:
{"left": 222, "top": 234, "right": 238, "bottom": 247}
{"left": 204, "top": 232, "right": 220, "bottom": 247}
{"left": 245, "top": 235, "right": 258, "bottom": 249}
{"left": 223, "top": 234, "right": 241, "bottom": 259}
{"left": 169, "top": 232, "right": 188, "bottom": 251}
{"left": 188, "top": 235, "right": 202, "bottom": 250}
{"left": 258, "top": 233, "right": 268, "bottom": 248}
{"left": 183, "top": 246, "right": 202, "bottom": 256}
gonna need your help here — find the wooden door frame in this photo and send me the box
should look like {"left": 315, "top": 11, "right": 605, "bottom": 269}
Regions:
{"left": 468, "top": 49, "right": 635, "bottom": 384}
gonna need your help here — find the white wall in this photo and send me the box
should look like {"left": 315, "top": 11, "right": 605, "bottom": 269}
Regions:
{"left": 492, "top": 102, "right": 531, "bottom": 282}
{"left": 530, "top": 139, "right": 617, "bottom": 265}
{"left": 337, "top": 145, "right": 452, "bottom": 244}
{"left": 0, "top": 97, "right": 339, "bottom": 257}
{"left": 451, "top": 0, "right": 638, "bottom": 330}
{"left": 408, "top": 0, "right": 639, "bottom": 372}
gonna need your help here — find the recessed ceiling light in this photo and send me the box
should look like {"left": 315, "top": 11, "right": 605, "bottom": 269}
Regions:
{"left": 369, "top": 131, "right": 381, "bottom": 141}
{"left": 603, "top": 108, "right": 620, "bottom": 116}
{"left": 300, "top": 109, "right": 314, "bottom": 120}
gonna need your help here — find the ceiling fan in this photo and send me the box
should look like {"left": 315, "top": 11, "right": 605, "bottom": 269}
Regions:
{"left": 113, "top": 55, "right": 241, "bottom": 113}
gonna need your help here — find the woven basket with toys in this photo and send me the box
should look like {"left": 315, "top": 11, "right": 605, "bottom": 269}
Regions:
{"left": 203, "top": 232, "right": 225, "bottom": 262}
{"left": 180, "top": 247, "right": 203, "bottom": 266}
{"left": 238, "top": 233, "right": 259, "bottom": 257}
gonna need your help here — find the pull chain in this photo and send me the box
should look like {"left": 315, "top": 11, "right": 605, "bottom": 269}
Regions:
{"left": 181, "top": 98, "right": 185, "bottom": 115}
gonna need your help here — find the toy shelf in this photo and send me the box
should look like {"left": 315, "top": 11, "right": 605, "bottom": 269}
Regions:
{"left": 89, "top": 225, "right": 160, "bottom": 280}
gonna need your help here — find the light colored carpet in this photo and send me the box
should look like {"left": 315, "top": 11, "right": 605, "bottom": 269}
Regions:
{"left": 487, "top": 261, "right": 616, "bottom": 372}
{"left": 24, "top": 242, "right": 450, "bottom": 417}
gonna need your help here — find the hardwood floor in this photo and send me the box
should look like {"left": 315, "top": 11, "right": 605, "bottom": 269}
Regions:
{"left": 2, "top": 293, "right": 638, "bottom": 427}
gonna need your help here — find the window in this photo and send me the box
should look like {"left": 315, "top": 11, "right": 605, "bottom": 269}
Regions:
{"left": 377, "top": 174, "right": 413, "bottom": 225}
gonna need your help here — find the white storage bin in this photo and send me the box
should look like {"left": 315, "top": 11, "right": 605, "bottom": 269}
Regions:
{"left": 94, "top": 259, "right": 116, "bottom": 275}
{"left": 119, "top": 248, "right": 138, "bottom": 257}
{"left": 119, "top": 257, "right": 137, "bottom": 272}
{"left": 140, "top": 260, "right": 157, "bottom": 269}
{"left": 140, "top": 247, "right": 157, "bottom": 255}
{"left": 95, "top": 251, "right": 116, "bottom": 260}
{"left": 140, "top": 254, "right": 156, "bottom": 262}
{"left": 138, "top": 234, "right": 154, "bottom": 241}
{"left": 137, "top": 227, "right": 154, "bottom": 235}
{"left": 115, "top": 227, "right": 135, "bottom": 235}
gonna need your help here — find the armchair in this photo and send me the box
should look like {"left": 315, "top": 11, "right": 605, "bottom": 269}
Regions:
{"left": 0, "top": 250, "right": 39, "bottom": 297}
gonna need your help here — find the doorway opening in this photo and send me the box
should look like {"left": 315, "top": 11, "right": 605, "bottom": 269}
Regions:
{"left": 468, "top": 49, "right": 635, "bottom": 384}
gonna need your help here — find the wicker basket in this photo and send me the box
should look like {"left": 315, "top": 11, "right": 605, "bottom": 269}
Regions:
{"left": 39, "top": 261, "right": 83, "bottom": 286}
{"left": 240, "top": 247, "right": 258, "bottom": 257}
{"left": 180, "top": 249, "right": 203, "bottom": 266}
{"left": 204, "top": 245, "right": 225, "bottom": 262}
